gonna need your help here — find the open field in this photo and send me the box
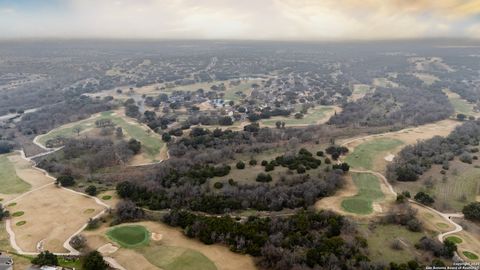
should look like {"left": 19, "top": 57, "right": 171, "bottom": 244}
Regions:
{"left": 345, "top": 138, "right": 404, "bottom": 170}
{"left": 411, "top": 204, "right": 455, "bottom": 233}
{"left": 341, "top": 173, "right": 384, "bottom": 215}
{"left": 107, "top": 225, "right": 150, "bottom": 248}
{"left": 351, "top": 84, "right": 373, "bottom": 101}
{"left": 260, "top": 106, "right": 338, "bottom": 127}
{"left": 83, "top": 221, "right": 256, "bottom": 270}
{"left": 8, "top": 183, "right": 104, "bottom": 252}
{"left": 360, "top": 223, "right": 426, "bottom": 264}
{"left": 394, "top": 160, "right": 480, "bottom": 212}
{"left": 373, "top": 77, "right": 399, "bottom": 88}
{"left": 444, "top": 89, "right": 476, "bottom": 115}
{"left": 0, "top": 154, "right": 31, "bottom": 194}
{"left": 36, "top": 111, "right": 167, "bottom": 164}
{"left": 413, "top": 73, "right": 439, "bottom": 85}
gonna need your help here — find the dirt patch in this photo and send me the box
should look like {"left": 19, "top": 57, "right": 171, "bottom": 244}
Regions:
{"left": 384, "top": 154, "right": 395, "bottom": 162}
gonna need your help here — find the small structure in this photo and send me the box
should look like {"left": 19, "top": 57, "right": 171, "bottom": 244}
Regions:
{"left": 0, "top": 253, "right": 13, "bottom": 270}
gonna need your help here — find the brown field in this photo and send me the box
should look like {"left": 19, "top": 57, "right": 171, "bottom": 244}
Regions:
{"left": 411, "top": 204, "right": 455, "bottom": 234}
{"left": 8, "top": 184, "right": 104, "bottom": 252}
{"left": 83, "top": 221, "right": 257, "bottom": 270}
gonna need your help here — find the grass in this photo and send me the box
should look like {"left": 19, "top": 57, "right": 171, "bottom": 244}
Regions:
{"left": 345, "top": 138, "right": 404, "bottom": 170}
{"left": 7, "top": 203, "right": 16, "bottom": 207}
{"left": 360, "top": 224, "right": 425, "bottom": 264}
{"left": 106, "top": 225, "right": 150, "bottom": 248}
{"left": 341, "top": 173, "right": 384, "bottom": 215}
{"left": 446, "top": 236, "right": 463, "bottom": 244}
{"left": 436, "top": 223, "right": 449, "bottom": 229}
{"left": 11, "top": 211, "right": 24, "bottom": 217}
{"left": 37, "top": 111, "right": 165, "bottom": 160}
{"left": 0, "top": 154, "right": 31, "bottom": 194}
{"left": 463, "top": 251, "right": 479, "bottom": 260}
{"left": 444, "top": 89, "right": 475, "bottom": 115}
{"left": 83, "top": 209, "right": 95, "bottom": 214}
{"left": 142, "top": 245, "right": 217, "bottom": 270}
{"left": 260, "top": 106, "right": 334, "bottom": 126}
{"left": 101, "top": 195, "right": 112, "bottom": 200}
{"left": 16, "top": 221, "right": 26, "bottom": 226}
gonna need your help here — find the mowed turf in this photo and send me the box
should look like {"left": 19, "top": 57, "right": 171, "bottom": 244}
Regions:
{"left": 345, "top": 138, "right": 404, "bottom": 170}
{"left": 143, "top": 245, "right": 217, "bottom": 270}
{"left": 341, "top": 173, "right": 384, "bottom": 215}
{"left": 463, "top": 251, "right": 479, "bottom": 260}
{"left": 0, "top": 154, "right": 31, "bottom": 194}
{"left": 107, "top": 225, "right": 150, "bottom": 248}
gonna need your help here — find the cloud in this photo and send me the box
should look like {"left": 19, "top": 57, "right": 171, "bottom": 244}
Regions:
{"left": 0, "top": 0, "right": 479, "bottom": 40}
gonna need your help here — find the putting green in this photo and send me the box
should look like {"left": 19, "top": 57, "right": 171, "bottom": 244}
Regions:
{"left": 107, "top": 225, "right": 150, "bottom": 248}
{"left": 16, "top": 221, "right": 26, "bottom": 226}
{"left": 446, "top": 236, "right": 462, "bottom": 244}
{"left": 341, "top": 173, "right": 384, "bottom": 215}
{"left": 143, "top": 245, "right": 217, "bottom": 270}
{"left": 345, "top": 138, "right": 404, "bottom": 170}
{"left": 463, "top": 251, "right": 479, "bottom": 260}
{"left": 101, "top": 195, "right": 112, "bottom": 200}
{"left": 11, "top": 211, "right": 24, "bottom": 217}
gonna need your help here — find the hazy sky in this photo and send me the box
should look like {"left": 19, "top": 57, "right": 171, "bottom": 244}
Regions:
{"left": 1, "top": 0, "right": 480, "bottom": 40}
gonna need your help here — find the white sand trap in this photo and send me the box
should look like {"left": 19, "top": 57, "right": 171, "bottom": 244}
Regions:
{"left": 384, "top": 154, "right": 395, "bottom": 162}
{"left": 151, "top": 232, "right": 163, "bottom": 241}
{"left": 373, "top": 203, "right": 383, "bottom": 213}
{"left": 98, "top": 243, "right": 119, "bottom": 255}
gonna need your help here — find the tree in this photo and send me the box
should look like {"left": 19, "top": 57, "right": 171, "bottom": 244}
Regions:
{"left": 456, "top": 113, "right": 467, "bottom": 121}
{"left": 69, "top": 234, "right": 87, "bottom": 249}
{"left": 85, "top": 185, "right": 97, "bottom": 196}
{"left": 219, "top": 116, "right": 233, "bottom": 126}
{"left": 414, "top": 192, "right": 434, "bottom": 205}
{"left": 214, "top": 182, "right": 224, "bottom": 189}
{"left": 162, "top": 133, "right": 172, "bottom": 142}
{"left": 256, "top": 173, "right": 272, "bottom": 182}
{"left": 127, "top": 139, "right": 141, "bottom": 154}
{"left": 294, "top": 113, "right": 303, "bottom": 119}
{"left": 32, "top": 251, "right": 58, "bottom": 266}
{"left": 83, "top": 251, "right": 108, "bottom": 270}
{"left": 56, "top": 175, "right": 75, "bottom": 187}
{"left": 463, "top": 202, "right": 480, "bottom": 221}
{"left": 249, "top": 159, "right": 257, "bottom": 166}
{"left": 275, "top": 121, "right": 282, "bottom": 129}
{"left": 236, "top": 161, "right": 245, "bottom": 169}
{"left": 73, "top": 126, "right": 82, "bottom": 136}
{"left": 115, "top": 127, "right": 124, "bottom": 138}
{"left": 0, "top": 204, "right": 9, "bottom": 221}
{"left": 115, "top": 200, "right": 145, "bottom": 223}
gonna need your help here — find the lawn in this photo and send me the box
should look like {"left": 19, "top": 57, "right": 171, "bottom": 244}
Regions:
{"left": 261, "top": 106, "right": 334, "bottom": 126}
{"left": 341, "top": 173, "right": 384, "bottom": 215}
{"left": 360, "top": 224, "right": 425, "bottom": 264}
{"left": 0, "top": 154, "right": 31, "bottom": 194}
{"left": 444, "top": 89, "right": 475, "bottom": 115}
{"left": 107, "top": 225, "right": 150, "bottom": 248}
{"left": 37, "top": 111, "right": 165, "bottom": 160}
{"left": 345, "top": 138, "right": 404, "bottom": 170}
{"left": 446, "top": 235, "right": 463, "bottom": 244}
{"left": 142, "top": 245, "right": 217, "bottom": 270}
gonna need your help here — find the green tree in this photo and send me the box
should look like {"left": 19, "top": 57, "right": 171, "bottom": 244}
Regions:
{"left": 32, "top": 251, "right": 58, "bottom": 266}
{"left": 56, "top": 175, "right": 75, "bottom": 187}
{"left": 83, "top": 251, "right": 108, "bottom": 270}
{"left": 463, "top": 202, "right": 480, "bottom": 221}
{"left": 85, "top": 185, "right": 97, "bottom": 196}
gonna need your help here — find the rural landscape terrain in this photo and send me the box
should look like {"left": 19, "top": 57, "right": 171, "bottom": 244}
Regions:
{"left": 1, "top": 38, "right": 480, "bottom": 270}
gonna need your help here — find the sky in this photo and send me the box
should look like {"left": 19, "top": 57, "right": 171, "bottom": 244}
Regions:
{"left": 1, "top": 0, "right": 480, "bottom": 40}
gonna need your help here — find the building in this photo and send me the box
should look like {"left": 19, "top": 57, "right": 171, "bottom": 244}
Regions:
{"left": 0, "top": 253, "right": 13, "bottom": 270}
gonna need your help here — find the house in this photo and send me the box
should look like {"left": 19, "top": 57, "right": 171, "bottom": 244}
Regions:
{"left": 0, "top": 253, "right": 13, "bottom": 270}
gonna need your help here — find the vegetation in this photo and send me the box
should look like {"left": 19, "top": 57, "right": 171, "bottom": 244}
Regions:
{"left": 83, "top": 251, "right": 109, "bottom": 270}
{"left": 143, "top": 246, "right": 217, "bottom": 270}
{"left": 32, "top": 251, "right": 58, "bottom": 266}
{"left": 341, "top": 173, "right": 384, "bottom": 215}
{"left": 345, "top": 138, "right": 403, "bottom": 170}
{"left": 0, "top": 155, "right": 31, "bottom": 194}
{"left": 462, "top": 202, "right": 480, "bottom": 221}
{"left": 106, "top": 225, "right": 150, "bottom": 248}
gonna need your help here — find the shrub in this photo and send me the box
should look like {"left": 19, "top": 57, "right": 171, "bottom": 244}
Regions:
{"left": 316, "top": 151, "right": 324, "bottom": 157}
{"left": 463, "top": 202, "right": 480, "bottom": 221}
{"left": 414, "top": 192, "right": 434, "bottom": 205}
{"left": 256, "top": 173, "right": 272, "bottom": 182}
{"left": 213, "top": 182, "right": 224, "bottom": 189}
{"left": 236, "top": 161, "right": 245, "bottom": 169}
{"left": 32, "top": 251, "right": 58, "bottom": 266}
{"left": 56, "top": 175, "right": 75, "bottom": 187}
{"left": 265, "top": 163, "right": 275, "bottom": 172}
{"left": 85, "top": 185, "right": 97, "bottom": 196}
{"left": 249, "top": 159, "right": 257, "bottom": 166}
{"left": 83, "top": 251, "right": 108, "bottom": 270}
{"left": 261, "top": 160, "right": 268, "bottom": 166}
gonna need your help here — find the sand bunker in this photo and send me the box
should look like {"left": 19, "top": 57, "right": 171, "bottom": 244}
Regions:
{"left": 384, "top": 154, "right": 395, "bottom": 162}
{"left": 98, "top": 243, "right": 119, "bottom": 255}
{"left": 151, "top": 233, "right": 163, "bottom": 241}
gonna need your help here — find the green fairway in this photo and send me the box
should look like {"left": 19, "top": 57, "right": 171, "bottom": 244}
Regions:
{"left": 107, "top": 225, "right": 150, "bottom": 248}
{"left": 37, "top": 111, "right": 165, "bottom": 160}
{"left": 345, "top": 138, "right": 404, "bottom": 170}
{"left": 446, "top": 236, "right": 463, "bottom": 244}
{"left": 341, "top": 173, "right": 384, "bottom": 215}
{"left": 261, "top": 106, "right": 334, "bottom": 126}
{"left": 0, "top": 154, "right": 31, "bottom": 194}
{"left": 143, "top": 245, "right": 217, "bottom": 270}
{"left": 444, "top": 89, "right": 475, "bottom": 115}
{"left": 463, "top": 251, "right": 479, "bottom": 260}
